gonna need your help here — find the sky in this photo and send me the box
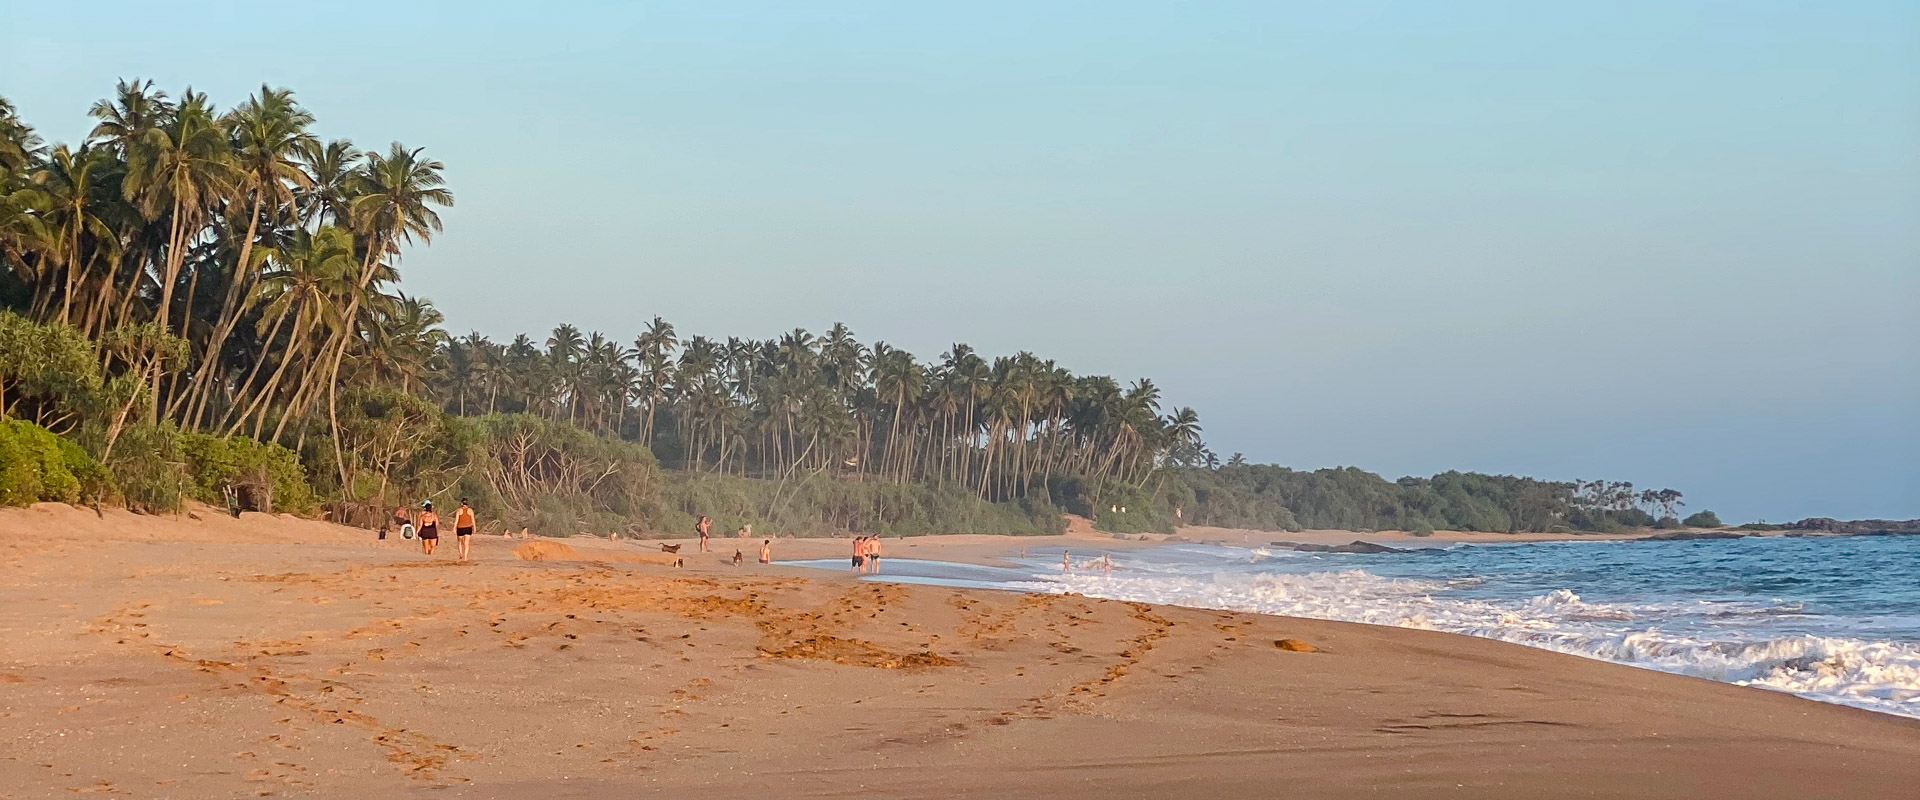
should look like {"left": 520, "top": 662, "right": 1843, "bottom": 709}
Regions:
{"left": 4, "top": 1, "right": 1916, "bottom": 522}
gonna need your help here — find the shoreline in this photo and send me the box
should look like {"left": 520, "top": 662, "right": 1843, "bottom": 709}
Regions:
{"left": 4, "top": 503, "right": 1918, "bottom": 798}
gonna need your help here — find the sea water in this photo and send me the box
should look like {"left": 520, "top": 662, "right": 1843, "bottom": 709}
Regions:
{"left": 794, "top": 535, "right": 1920, "bottom": 718}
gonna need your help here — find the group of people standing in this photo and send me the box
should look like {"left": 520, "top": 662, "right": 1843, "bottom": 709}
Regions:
{"left": 851, "top": 535, "right": 882, "bottom": 573}
{"left": 389, "top": 499, "right": 479, "bottom": 560}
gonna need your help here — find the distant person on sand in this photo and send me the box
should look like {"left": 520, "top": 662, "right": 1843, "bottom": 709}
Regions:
{"left": 389, "top": 506, "right": 408, "bottom": 539}
{"left": 418, "top": 501, "right": 440, "bottom": 555}
{"left": 454, "top": 499, "right": 476, "bottom": 561}
{"left": 732, "top": 548, "right": 744, "bottom": 566}
{"left": 760, "top": 539, "right": 772, "bottom": 564}
{"left": 698, "top": 515, "right": 712, "bottom": 553}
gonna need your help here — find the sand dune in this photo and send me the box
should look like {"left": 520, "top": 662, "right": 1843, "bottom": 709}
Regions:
{"left": 2, "top": 504, "right": 1916, "bottom": 798}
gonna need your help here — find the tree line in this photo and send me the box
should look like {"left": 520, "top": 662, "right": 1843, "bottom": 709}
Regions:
{"left": 0, "top": 79, "right": 1697, "bottom": 537}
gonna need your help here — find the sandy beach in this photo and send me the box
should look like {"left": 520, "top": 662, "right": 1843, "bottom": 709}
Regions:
{"left": 3, "top": 504, "right": 1917, "bottom": 799}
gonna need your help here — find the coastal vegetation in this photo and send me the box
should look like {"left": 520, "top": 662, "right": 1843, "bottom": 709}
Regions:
{"left": 0, "top": 80, "right": 1709, "bottom": 537}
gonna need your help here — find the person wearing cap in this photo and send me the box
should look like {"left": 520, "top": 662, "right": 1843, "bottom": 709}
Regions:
{"left": 417, "top": 501, "right": 440, "bottom": 555}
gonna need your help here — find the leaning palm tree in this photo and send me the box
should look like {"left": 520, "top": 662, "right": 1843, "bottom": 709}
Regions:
{"left": 129, "top": 88, "right": 232, "bottom": 341}
{"left": 319, "top": 142, "right": 451, "bottom": 489}
{"left": 180, "top": 85, "right": 316, "bottom": 426}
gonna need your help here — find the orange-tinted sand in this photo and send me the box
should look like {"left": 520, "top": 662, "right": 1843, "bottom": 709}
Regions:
{"left": 2, "top": 503, "right": 1916, "bottom": 798}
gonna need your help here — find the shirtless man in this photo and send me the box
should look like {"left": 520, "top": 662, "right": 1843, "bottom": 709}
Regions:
{"left": 697, "top": 515, "right": 712, "bottom": 553}
{"left": 759, "top": 539, "right": 772, "bottom": 564}
{"left": 454, "top": 499, "right": 477, "bottom": 561}
{"left": 851, "top": 536, "right": 866, "bottom": 572}
{"left": 866, "top": 536, "right": 882, "bottom": 574}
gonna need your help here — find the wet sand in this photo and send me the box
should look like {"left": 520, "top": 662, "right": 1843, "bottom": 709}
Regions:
{"left": 3, "top": 503, "right": 1917, "bottom": 798}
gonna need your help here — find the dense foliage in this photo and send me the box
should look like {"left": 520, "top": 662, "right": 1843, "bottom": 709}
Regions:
{"left": 1172, "top": 464, "right": 1686, "bottom": 534}
{"left": 0, "top": 417, "right": 105, "bottom": 504}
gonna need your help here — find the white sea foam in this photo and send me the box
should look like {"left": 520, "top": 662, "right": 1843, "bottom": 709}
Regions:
{"left": 1018, "top": 569, "right": 1920, "bottom": 718}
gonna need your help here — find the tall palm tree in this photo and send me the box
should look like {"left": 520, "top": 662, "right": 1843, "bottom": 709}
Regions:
{"left": 181, "top": 86, "right": 316, "bottom": 426}
{"left": 321, "top": 142, "right": 451, "bottom": 489}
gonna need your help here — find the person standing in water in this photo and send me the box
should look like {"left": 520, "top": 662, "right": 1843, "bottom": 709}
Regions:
{"left": 851, "top": 536, "right": 866, "bottom": 571}
{"left": 697, "top": 515, "right": 712, "bottom": 553}
{"left": 866, "top": 536, "right": 882, "bottom": 574}
{"left": 454, "top": 499, "right": 477, "bottom": 561}
{"left": 760, "top": 539, "right": 772, "bottom": 564}
{"left": 418, "top": 501, "right": 440, "bottom": 556}
{"left": 1062, "top": 550, "right": 1071, "bottom": 573}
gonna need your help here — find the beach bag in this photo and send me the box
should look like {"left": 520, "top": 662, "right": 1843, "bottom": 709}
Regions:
{"left": 401, "top": 522, "right": 416, "bottom": 540}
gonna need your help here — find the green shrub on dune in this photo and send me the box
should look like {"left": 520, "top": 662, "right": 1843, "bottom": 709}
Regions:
{"left": 179, "top": 433, "right": 315, "bottom": 514}
{"left": 0, "top": 417, "right": 107, "bottom": 505}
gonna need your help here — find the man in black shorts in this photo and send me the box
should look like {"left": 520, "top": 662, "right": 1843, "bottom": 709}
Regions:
{"left": 455, "top": 498, "right": 477, "bottom": 561}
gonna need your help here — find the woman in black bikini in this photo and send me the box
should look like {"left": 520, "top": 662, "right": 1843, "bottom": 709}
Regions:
{"left": 418, "top": 501, "right": 440, "bottom": 555}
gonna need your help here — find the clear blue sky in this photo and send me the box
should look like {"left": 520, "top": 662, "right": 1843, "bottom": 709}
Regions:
{"left": 5, "top": 1, "right": 1916, "bottom": 522}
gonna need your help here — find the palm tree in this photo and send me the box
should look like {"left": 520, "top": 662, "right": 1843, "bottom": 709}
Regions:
{"left": 293, "top": 138, "right": 359, "bottom": 229}
{"left": 180, "top": 86, "right": 316, "bottom": 426}
{"left": 321, "top": 142, "right": 451, "bottom": 490}
{"left": 633, "top": 316, "right": 677, "bottom": 444}
{"left": 35, "top": 145, "right": 118, "bottom": 325}
{"left": 127, "top": 88, "right": 231, "bottom": 340}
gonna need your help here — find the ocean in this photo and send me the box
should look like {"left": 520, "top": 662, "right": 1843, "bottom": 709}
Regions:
{"left": 794, "top": 534, "right": 1920, "bottom": 718}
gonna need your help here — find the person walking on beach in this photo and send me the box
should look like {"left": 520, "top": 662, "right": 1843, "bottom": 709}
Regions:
{"left": 454, "top": 499, "right": 477, "bottom": 561}
{"left": 760, "top": 539, "right": 772, "bottom": 564}
{"left": 418, "top": 501, "right": 440, "bottom": 556}
{"left": 697, "top": 515, "right": 712, "bottom": 553}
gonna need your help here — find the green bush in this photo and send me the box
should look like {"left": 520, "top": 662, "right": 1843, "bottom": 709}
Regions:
{"left": 0, "top": 417, "right": 107, "bottom": 505}
{"left": 1682, "top": 510, "right": 1723, "bottom": 528}
{"left": 179, "top": 433, "right": 316, "bottom": 514}
{"left": 105, "top": 422, "right": 190, "bottom": 514}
